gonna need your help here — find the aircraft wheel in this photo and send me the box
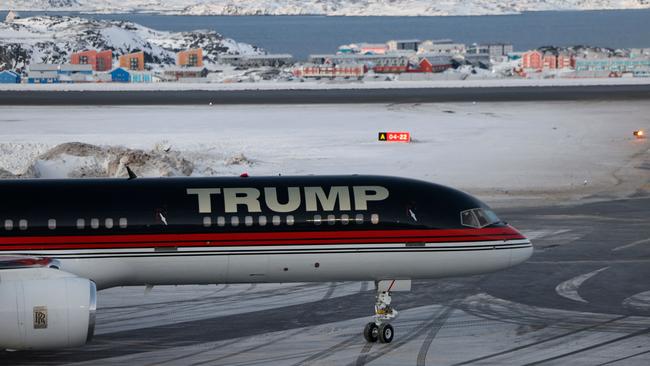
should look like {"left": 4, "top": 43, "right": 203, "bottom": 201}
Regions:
{"left": 378, "top": 323, "right": 394, "bottom": 343}
{"left": 363, "top": 322, "right": 379, "bottom": 343}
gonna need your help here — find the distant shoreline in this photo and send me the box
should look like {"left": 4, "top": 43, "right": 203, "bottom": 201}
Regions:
{"left": 2, "top": 9, "right": 650, "bottom": 18}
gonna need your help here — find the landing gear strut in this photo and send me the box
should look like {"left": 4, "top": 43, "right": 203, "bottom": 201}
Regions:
{"left": 363, "top": 290, "right": 397, "bottom": 343}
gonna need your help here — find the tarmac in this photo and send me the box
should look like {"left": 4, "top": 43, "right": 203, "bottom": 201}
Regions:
{"left": 1, "top": 84, "right": 650, "bottom": 105}
{"left": 3, "top": 196, "right": 650, "bottom": 365}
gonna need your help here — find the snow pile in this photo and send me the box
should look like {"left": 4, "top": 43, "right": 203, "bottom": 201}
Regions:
{"left": 0, "top": 15, "right": 261, "bottom": 70}
{"left": 15, "top": 142, "right": 194, "bottom": 178}
{"left": 2, "top": 0, "right": 650, "bottom": 16}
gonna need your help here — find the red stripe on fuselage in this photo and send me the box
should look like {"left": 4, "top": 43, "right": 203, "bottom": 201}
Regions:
{"left": 0, "top": 227, "right": 526, "bottom": 251}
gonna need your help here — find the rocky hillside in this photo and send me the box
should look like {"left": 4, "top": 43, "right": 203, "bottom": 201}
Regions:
{"left": 0, "top": 15, "right": 261, "bottom": 71}
{"left": 2, "top": 0, "right": 650, "bottom": 16}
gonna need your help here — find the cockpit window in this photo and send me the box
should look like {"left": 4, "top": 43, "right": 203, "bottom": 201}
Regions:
{"left": 461, "top": 210, "right": 479, "bottom": 228}
{"left": 460, "top": 208, "right": 500, "bottom": 228}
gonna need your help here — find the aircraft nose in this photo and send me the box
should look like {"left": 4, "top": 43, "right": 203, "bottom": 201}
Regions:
{"left": 507, "top": 225, "right": 533, "bottom": 266}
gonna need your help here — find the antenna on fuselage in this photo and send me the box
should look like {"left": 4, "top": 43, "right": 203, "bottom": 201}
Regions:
{"left": 125, "top": 165, "right": 137, "bottom": 180}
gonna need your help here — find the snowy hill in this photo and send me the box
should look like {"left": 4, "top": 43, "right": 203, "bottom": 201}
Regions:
{"left": 0, "top": 15, "right": 260, "bottom": 70}
{"left": 2, "top": 0, "right": 650, "bottom": 16}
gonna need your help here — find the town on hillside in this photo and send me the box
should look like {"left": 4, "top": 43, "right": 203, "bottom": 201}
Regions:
{"left": 1, "top": 11, "right": 649, "bottom": 84}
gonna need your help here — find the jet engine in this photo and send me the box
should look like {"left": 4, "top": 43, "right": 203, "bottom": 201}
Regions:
{"left": 0, "top": 267, "right": 96, "bottom": 350}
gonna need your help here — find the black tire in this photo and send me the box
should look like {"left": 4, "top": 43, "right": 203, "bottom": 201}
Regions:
{"left": 363, "top": 322, "right": 379, "bottom": 343}
{"left": 378, "top": 323, "right": 394, "bottom": 343}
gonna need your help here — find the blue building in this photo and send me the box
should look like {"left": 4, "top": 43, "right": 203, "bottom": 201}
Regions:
{"left": 130, "top": 72, "right": 152, "bottom": 83}
{"left": 0, "top": 70, "right": 20, "bottom": 84}
{"left": 110, "top": 68, "right": 131, "bottom": 82}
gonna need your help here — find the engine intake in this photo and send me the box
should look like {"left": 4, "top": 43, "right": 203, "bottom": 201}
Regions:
{"left": 0, "top": 267, "right": 96, "bottom": 350}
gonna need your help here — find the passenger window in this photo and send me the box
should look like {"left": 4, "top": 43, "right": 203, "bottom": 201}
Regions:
{"left": 231, "top": 217, "right": 239, "bottom": 227}
{"left": 19, "top": 219, "right": 27, "bottom": 230}
{"left": 259, "top": 216, "right": 267, "bottom": 226}
{"left": 217, "top": 216, "right": 225, "bottom": 227}
{"left": 119, "top": 218, "right": 127, "bottom": 228}
{"left": 313, "top": 215, "right": 322, "bottom": 225}
{"left": 105, "top": 218, "right": 114, "bottom": 229}
{"left": 286, "top": 215, "right": 295, "bottom": 226}
{"left": 48, "top": 219, "right": 56, "bottom": 230}
{"left": 77, "top": 218, "right": 85, "bottom": 229}
{"left": 371, "top": 214, "right": 379, "bottom": 224}
{"left": 272, "top": 215, "right": 281, "bottom": 226}
{"left": 341, "top": 214, "right": 349, "bottom": 225}
{"left": 4, "top": 219, "right": 13, "bottom": 230}
{"left": 355, "top": 214, "right": 364, "bottom": 224}
{"left": 203, "top": 216, "right": 212, "bottom": 227}
{"left": 245, "top": 216, "right": 253, "bottom": 226}
{"left": 90, "top": 218, "right": 99, "bottom": 229}
{"left": 327, "top": 215, "right": 336, "bottom": 225}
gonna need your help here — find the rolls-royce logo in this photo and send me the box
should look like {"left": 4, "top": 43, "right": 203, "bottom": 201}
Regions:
{"left": 33, "top": 306, "right": 48, "bottom": 329}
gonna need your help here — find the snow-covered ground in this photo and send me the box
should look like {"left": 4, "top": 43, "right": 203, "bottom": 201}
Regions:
{"left": 2, "top": 0, "right": 650, "bottom": 16}
{"left": 2, "top": 77, "right": 650, "bottom": 91}
{"left": 0, "top": 101, "right": 648, "bottom": 207}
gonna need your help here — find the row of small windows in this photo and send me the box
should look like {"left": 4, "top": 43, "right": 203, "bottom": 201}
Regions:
{"left": 77, "top": 218, "right": 128, "bottom": 230}
{"left": 202, "top": 214, "right": 380, "bottom": 228}
{"left": 3, "top": 218, "right": 128, "bottom": 230}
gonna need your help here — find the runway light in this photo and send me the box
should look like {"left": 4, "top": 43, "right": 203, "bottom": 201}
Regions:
{"left": 633, "top": 129, "right": 645, "bottom": 138}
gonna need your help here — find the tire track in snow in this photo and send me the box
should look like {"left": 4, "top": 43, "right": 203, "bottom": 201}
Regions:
{"left": 555, "top": 267, "right": 609, "bottom": 303}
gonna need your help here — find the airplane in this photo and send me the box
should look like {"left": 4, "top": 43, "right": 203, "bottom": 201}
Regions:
{"left": 0, "top": 174, "right": 532, "bottom": 350}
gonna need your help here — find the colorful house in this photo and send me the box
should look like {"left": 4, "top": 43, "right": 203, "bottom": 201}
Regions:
{"left": 408, "top": 55, "right": 453, "bottom": 73}
{"left": 110, "top": 68, "right": 131, "bottom": 82}
{"left": 177, "top": 48, "right": 203, "bottom": 67}
{"left": 71, "top": 50, "right": 113, "bottom": 71}
{"left": 119, "top": 51, "right": 145, "bottom": 71}
{"left": 522, "top": 50, "right": 543, "bottom": 70}
{"left": 0, "top": 70, "right": 20, "bottom": 84}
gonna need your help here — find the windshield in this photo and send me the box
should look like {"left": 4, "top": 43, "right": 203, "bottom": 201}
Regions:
{"left": 460, "top": 208, "right": 501, "bottom": 228}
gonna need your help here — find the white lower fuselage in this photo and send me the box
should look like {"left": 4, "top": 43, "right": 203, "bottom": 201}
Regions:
{"left": 11, "top": 239, "right": 533, "bottom": 290}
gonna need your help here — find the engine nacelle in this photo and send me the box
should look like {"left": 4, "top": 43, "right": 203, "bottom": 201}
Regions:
{"left": 0, "top": 267, "right": 96, "bottom": 350}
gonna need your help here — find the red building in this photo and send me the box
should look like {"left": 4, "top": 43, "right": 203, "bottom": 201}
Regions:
{"left": 407, "top": 57, "right": 452, "bottom": 73}
{"left": 542, "top": 53, "right": 557, "bottom": 69}
{"left": 71, "top": 50, "right": 113, "bottom": 71}
{"left": 177, "top": 48, "right": 203, "bottom": 67}
{"left": 119, "top": 52, "right": 145, "bottom": 71}
{"left": 522, "top": 50, "right": 543, "bottom": 70}
{"left": 556, "top": 53, "right": 575, "bottom": 69}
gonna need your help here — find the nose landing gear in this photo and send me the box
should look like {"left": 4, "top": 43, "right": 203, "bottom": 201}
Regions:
{"left": 363, "top": 290, "right": 398, "bottom": 343}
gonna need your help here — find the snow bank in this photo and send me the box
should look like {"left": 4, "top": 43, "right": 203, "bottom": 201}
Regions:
{"left": 8, "top": 142, "right": 194, "bottom": 178}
